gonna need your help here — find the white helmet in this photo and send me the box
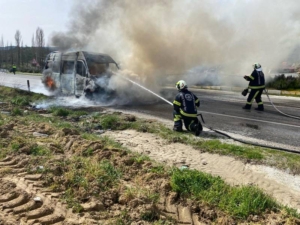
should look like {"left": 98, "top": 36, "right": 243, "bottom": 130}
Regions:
{"left": 253, "top": 63, "right": 261, "bottom": 69}
{"left": 176, "top": 80, "right": 187, "bottom": 90}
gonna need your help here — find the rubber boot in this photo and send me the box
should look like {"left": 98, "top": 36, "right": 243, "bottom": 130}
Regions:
{"left": 255, "top": 105, "right": 264, "bottom": 111}
{"left": 192, "top": 122, "right": 202, "bottom": 136}
{"left": 173, "top": 126, "right": 183, "bottom": 132}
{"left": 242, "top": 105, "right": 251, "bottom": 110}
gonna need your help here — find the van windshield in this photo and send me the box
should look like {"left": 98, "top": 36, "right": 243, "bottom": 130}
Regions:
{"left": 88, "top": 62, "right": 108, "bottom": 76}
{"left": 83, "top": 52, "right": 118, "bottom": 76}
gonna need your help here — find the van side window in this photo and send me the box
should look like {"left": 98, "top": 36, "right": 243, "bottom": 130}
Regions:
{"left": 52, "top": 60, "right": 61, "bottom": 73}
{"left": 62, "top": 61, "right": 75, "bottom": 74}
{"left": 44, "top": 54, "right": 51, "bottom": 70}
{"left": 76, "top": 61, "right": 86, "bottom": 77}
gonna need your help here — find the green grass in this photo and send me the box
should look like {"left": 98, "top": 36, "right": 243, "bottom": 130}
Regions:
{"left": 81, "top": 133, "right": 99, "bottom": 141}
{"left": 49, "top": 106, "right": 71, "bottom": 117}
{"left": 1, "top": 86, "right": 300, "bottom": 222}
{"left": 150, "top": 165, "right": 166, "bottom": 174}
{"left": 192, "top": 139, "right": 264, "bottom": 160}
{"left": 84, "top": 113, "right": 300, "bottom": 174}
{"left": 11, "top": 96, "right": 30, "bottom": 106}
{"left": 132, "top": 154, "right": 151, "bottom": 165}
{"left": 140, "top": 210, "right": 159, "bottom": 221}
{"left": 62, "top": 189, "right": 84, "bottom": 213}
{"left": 64, "top": 157, "right": 122, "bottom": 191}
{"left": 151, "top": 124, "right": 265, "bottom": 161}
{"left": 99, "top": 135, "right": 125, "bottom": 149}
{"left": 170, "top": 168, "right": 279, "bottom": 219}
{"left": 11, "top": 107, "right": 23, "bottom": 116}
{"left": 30, "top": 145, "right": 51, "bottom": 156}
{"left": 0, "top": 86, "right": 47, "bottom": 103}
{"left": 98, "top": 114, "right": 135, "bottom": 130}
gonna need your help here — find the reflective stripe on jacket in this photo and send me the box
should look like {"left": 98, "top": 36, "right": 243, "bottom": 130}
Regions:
{"left": 173, "top": 89, "right": 200, "bottom": 117}
{"left": 248, "top": 69, "right": 265, "bottom": 89}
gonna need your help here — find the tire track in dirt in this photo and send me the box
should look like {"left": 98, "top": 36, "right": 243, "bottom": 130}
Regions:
{"left": 0, "top": 156, "right": 96, "bottom": 225}
{"left": 0, "top": 148, "right": 218, "bottom": 225}
{"left": 1, "top": 109, "right": 299, "bottom": 224}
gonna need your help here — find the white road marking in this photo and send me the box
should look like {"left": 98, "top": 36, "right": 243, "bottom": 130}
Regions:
{"left": 201, "top": 110, "right": 300, "bottom": 128}
{"left": 201, "top": 97, "right": 300, "bottom": 110}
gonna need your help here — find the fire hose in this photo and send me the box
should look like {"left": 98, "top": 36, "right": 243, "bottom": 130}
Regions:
{"left": 263, "top": 89, "right": 300, "bottom": 120}
{"left": 122, "top": 76, "right": 299, "bottom": 153}
{"left": 180, "top": 93, "right": 299, "bottom": 153}
{"left": 242, "top": 87, "right": 300, "bottom": 120}
{"left": 204, "top": 88, "right": 300, "bottom": 153}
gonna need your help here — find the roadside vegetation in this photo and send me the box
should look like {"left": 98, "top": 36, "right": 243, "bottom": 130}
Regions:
{"left": 266, "top": 74, "right": 300, "bottom": 90}
{"left": 1, "top": 85, "right": 300, "bottom": 224}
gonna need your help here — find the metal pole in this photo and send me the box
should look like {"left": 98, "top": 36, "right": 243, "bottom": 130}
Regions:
{"left": 27, "top": 80, "right": 30, "bottom": 92}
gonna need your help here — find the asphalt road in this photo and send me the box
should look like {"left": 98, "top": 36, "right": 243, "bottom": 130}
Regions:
{"left": 114, "top": 87, "right": 300, "bottom": 151}
{"left": 1, "top": 72, "right": 299, "bottom": 151}
{"left": 0, "top": 72, "right": 50, "bottom": 95}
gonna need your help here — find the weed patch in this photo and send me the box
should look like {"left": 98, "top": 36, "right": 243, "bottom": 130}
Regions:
{"left": 170, "top": 168, "right": 279, "bottom": 219}
{"left": 141, "top": 209, "right": 160, "bottom": 221}
{"left": 64, "top": 157, "right": 121, "bottom": 191}
{"left": 30, "top": 145, "right": 51, "bottom": 156}
{"left": 11, "top": 96, "right": 30, "bottom": 106}
{"left": 11, "top": 107, "right": 23, "bottom": 116}
{"left": 49, "top": 106, "right": 71, "bottom": 117}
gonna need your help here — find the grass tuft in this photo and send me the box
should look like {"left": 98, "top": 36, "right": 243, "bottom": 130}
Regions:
{"left": 170, "top": 168, "right": 279, "bottom": 219}
{"left": 11, "top": 107, "right": 23, "bottom": 116}
{"left": 30, "top": 145, "right": 51, "bottom": 156}
{"left": 11, "top": 96, "right": 30, "bottom": 106}
{"left": 49, "top": 106, "right": 71, "bottom": 117}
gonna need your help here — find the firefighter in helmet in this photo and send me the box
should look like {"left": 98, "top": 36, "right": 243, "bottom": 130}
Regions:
{"left": 173, "top": 80, "right": 202, "bottom": 136}
{"left": 243, "top": 63, "right": 265, "bottom": 111}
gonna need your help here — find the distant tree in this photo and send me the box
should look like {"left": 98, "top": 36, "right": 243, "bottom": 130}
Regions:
{"left": 31, "top": 33, "right": 36, "bottom": 65}
{"left": 31, "top": 34, "right": 35, "bottom": 48}
{"left": 35, "top": 27, "right": 45, "bottom": 48}
{"left": 21, "top": 41, "right": 24, "bottom": 66}
{"left": 15, "top": 30, "right": 22, "bottom": 66}
{"left": 6, "top": 41, "right": 9, "bottom": 67}
{"left": 0, "top": 35, "right": 3, "bottom": 67}
{"left": 35, "top": 27, "right": 45, "bottom": 67}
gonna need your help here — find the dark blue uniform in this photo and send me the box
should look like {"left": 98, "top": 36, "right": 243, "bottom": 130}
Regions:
{"left": 173, "top": 88, "right": 201, "bottom": 134}
{"left": 243, "top": 68, "right": 265, "bottom": 110}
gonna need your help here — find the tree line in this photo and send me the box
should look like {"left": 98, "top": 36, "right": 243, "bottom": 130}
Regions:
{"left": 0, "top": 27, "right": 52, "bottom": 73}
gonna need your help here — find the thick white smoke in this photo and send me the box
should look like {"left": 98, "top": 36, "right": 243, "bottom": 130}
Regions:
{"left": 51, "top": 0, "right": 300, "bottom": 88}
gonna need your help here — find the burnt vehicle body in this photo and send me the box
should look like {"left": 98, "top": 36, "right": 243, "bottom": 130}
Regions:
{"left": 42, "top": 51, "right": 119, "bottom": 99}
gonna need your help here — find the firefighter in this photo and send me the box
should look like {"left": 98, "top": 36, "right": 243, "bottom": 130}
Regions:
{"left": 12, "top": 64, "right": 17, "bottom": 75}
{"left": 243, "top": 63, "right": 265, "bottom": 111}
{"left": 173, "top": 80, "right": 202, "bottom": 136}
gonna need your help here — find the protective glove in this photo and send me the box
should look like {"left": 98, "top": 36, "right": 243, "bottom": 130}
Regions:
{"left": 241, "top": 88, "right": 249, "bottom": 96}
{"left": 244, "top": 75, "right": 251, "bottom": 81}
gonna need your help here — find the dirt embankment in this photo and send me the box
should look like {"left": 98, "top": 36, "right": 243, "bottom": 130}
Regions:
{"left": 0, "top": 105, "right": 300, "bottom": 224}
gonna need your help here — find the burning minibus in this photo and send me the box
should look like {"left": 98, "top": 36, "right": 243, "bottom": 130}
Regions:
{"left": 42, "top": 51, "right": 119, "bottom": 99}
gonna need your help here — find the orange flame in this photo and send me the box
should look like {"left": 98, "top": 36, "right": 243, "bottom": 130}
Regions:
{"left": 46, "top": 77, "right": 55, "bottom": 89}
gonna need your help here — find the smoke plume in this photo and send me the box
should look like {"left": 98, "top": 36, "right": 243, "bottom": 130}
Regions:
{"left": 51, "top": 0, "right": 300, "bottom": 87}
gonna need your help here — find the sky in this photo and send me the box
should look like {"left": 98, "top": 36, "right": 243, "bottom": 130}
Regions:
{"left": 0, "top": 0, "right": 71, "bottom": 46}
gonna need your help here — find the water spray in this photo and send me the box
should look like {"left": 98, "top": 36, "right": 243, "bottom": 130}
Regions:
{"left": 120, "top": 75, "right": 173, "bottom": 106}
{"left": 115, "top": 72, "right": 205, "bottom": 124}
{"left": 114, "top": 73, "right": 300, "bottom": 153}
